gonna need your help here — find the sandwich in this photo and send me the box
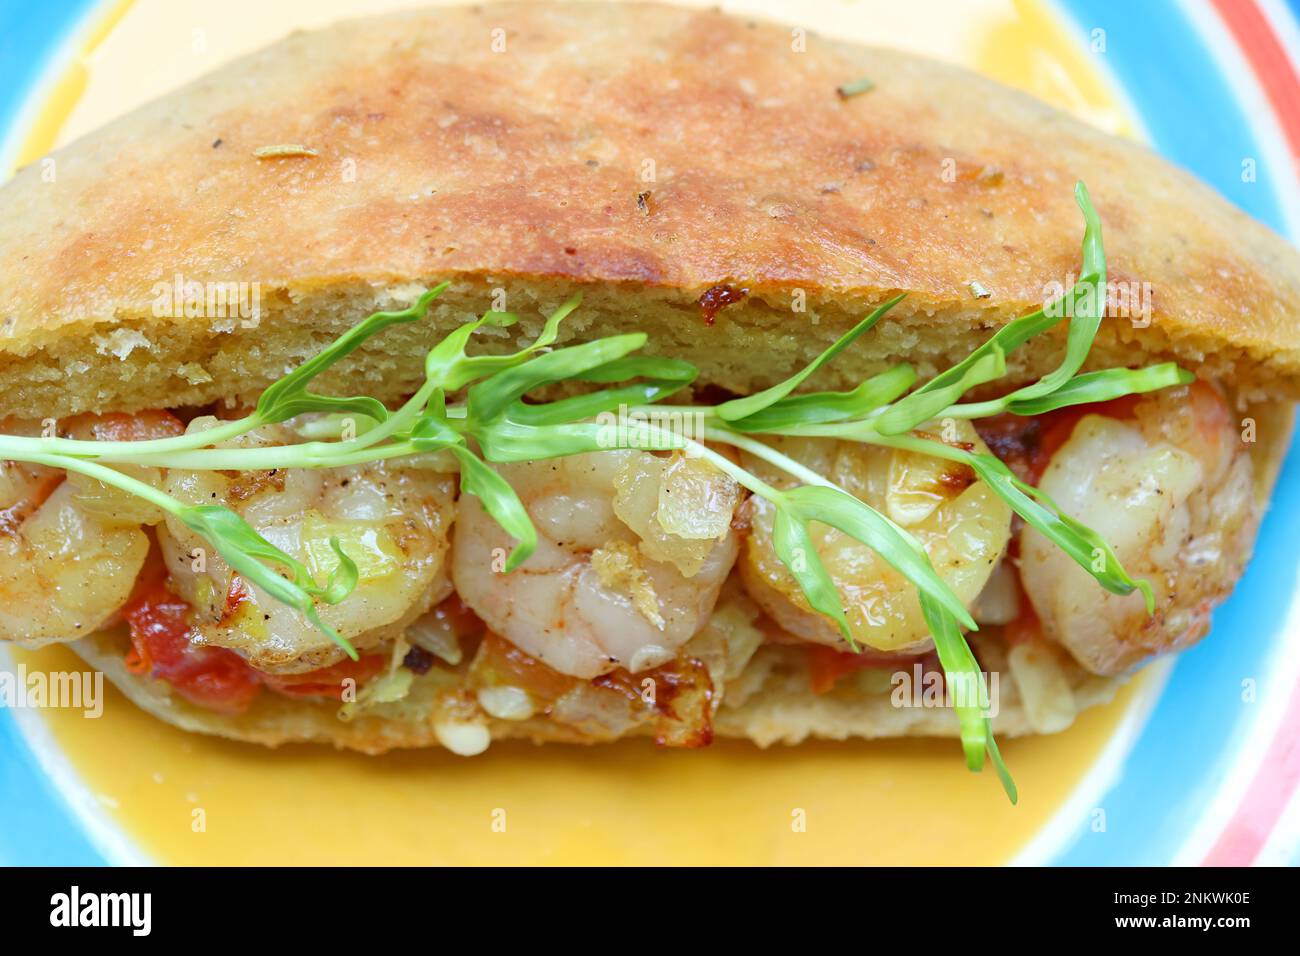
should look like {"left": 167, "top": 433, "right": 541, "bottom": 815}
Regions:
{"left": 1, "top": 2, "right": 1296, "bottom": 800}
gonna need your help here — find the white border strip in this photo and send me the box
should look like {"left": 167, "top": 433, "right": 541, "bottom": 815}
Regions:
{"left": 1258, "top": 0, "right": 1300, "bottom": 87}
{"left": 1253, "top": 779, "right": 1300, "bottom": 866}
{"left": 1180, "top": 0, "right": 1300, "bottom": 238}
{"left": 1170, "top": 551, "right": 1300, "bottom": 865}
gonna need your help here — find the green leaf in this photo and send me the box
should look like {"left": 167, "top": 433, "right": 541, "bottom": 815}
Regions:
{"left": 426, "top": 293, "right": 583, "bottom": 392}
{"left": 1016, "top": 476, "right": 1155, "bottom": 611}
{"left": 178, "top": 506, "right": 336, "bottom": 599}
{"left": 963, "top": 452, "right": 1155, "bottom": 610}
{"left": 466, "top": 334, "right": 648, "bottom": 425}
{"left": 870, "top": 305, "right": 1060, "bottom": 436}
{"left": 872, "top": 275, "right": 1102, "bottom": 436}
{"left": 837, "top": 76, "right": 875, "bottom": 98}
{"left": 993, "top": 181, "right": 1108, "bottom": 407}
{"left": 474, "top": 418, "right": 681, "bottom": 462}
{"left": 912, "top": 598, "right": 1017, "bottom": 802}
{"left": 874, "top": 184, "right": 1107, "bottom": 436}
{"left": 577, "top": 355, "right": 695, "bottom": 386}
{"left": 504, "top": 355, "right": 698, "bottom": 427}
{"left": 984, "top": 719, "right": 1018, "bottom": 805}
{"left": 717, "top": 295, "right": 905, "bottom": 422}
{"left": 423, "top": 320, "right": 490, "bottom": 386}
{"left": 1001, "top": 363, "right": 1193, "bottom": 416}
{"left": 177, "top": 505, "right": 360, "bottom": 659}
{"left": 726, "top": 363, "right": 916, "bottom": 433}
{"left": 771, "top": 505, "right": 854, "bottom": 644}
{"left": 406, "top": 408, "right": 543, "bottom": 568}
{"left": 783, "top": 485, "right": 977, "bottom": 631}
{"left": 408, "top": 405, "right": 464, "bottom": 450}
{"left": 873, "top": 346, "right": 1007, "bottom": 435}
{"left": 256, "top": 282, "right": 449, "bottom": 424}
{"left": 448, "top": 446, "right": 538, "bottom": 572}
{"left": 320, "top": 537, "right": 360, "bottom": 605}
{"left": 301, "top": 606, "right": 354, "bottom": 658}
{"left": 918, "top": 593, "right": 988, "bottom": 772}
{"left": 1078, "top": 180, "right": 1106, "bottom": 289}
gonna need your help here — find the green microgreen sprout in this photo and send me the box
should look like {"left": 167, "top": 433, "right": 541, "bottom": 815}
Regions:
{"left": 0, "top": 181, "right": 1188, "bottom": 803}
{"left": 837, "top": 76, "right": 876, "bottom": 99}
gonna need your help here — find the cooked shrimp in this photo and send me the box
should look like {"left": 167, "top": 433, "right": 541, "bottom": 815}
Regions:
{"left": 157, "top": 417, "right": 457, "bottom": 673}
{"left": 738, "top": 420, "right": 1013, "bottom": 654}
{"left": 451, "top": 449, "right": 743, "bottom": 679}
{"left": 1020, "top": 382, "right": 1258, "bottom": 675}
{"left": 0, "top": 412, "right": 181, "bottom": 644}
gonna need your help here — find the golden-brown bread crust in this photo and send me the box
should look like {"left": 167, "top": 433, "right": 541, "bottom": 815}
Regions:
{"left": 2, "top": 2, "right": 1300, "bottom": 420}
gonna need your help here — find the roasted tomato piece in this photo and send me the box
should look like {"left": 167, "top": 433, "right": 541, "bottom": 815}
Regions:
{"left": 124, "top": 580, "right": 262, "bottom": 715}
{"left": 124, "top": 577, "right": 388, "bottom": 710}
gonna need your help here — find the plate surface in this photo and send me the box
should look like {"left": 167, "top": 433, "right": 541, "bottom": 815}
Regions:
{"left": 1, "top": 0, "right": 1298, "bottom": 865}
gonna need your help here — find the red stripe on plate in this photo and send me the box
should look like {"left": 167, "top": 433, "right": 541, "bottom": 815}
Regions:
{"left": 1199, "top": 0, "right": 1300, "bottom": 866}
{"left": 1203, "top": 677, "right": 1300, "bottom": 865}
{"left": 1211, "top": 0, "right": 1300, "bottom": 174}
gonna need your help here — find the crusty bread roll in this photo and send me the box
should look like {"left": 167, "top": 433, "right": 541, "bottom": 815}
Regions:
{"left": 1, "top": 2, "right": 1296, "bottom": 753}
{"left": 2, "top": 1, "right": 1299, "bottom": 425}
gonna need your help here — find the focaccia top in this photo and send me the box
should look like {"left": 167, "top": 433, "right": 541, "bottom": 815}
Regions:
{"left": 1, "top": 1, "right": 1298, "bottom": 419}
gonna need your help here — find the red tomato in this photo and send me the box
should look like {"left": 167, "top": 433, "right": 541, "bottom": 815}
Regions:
{"left": 123, "top": 581, "right": 262, "bottom": 715}
{"left": 122, "top": 577, "right": 388, "bottom": 711}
